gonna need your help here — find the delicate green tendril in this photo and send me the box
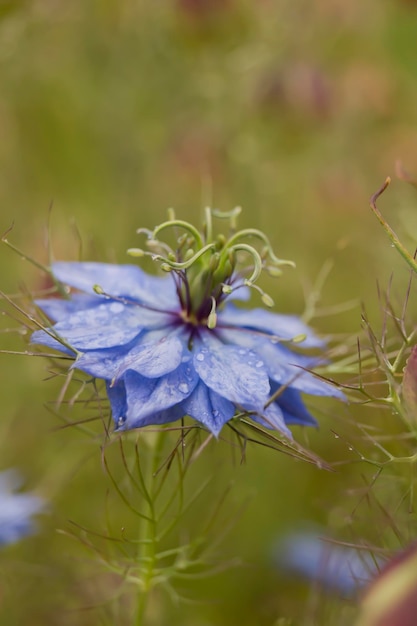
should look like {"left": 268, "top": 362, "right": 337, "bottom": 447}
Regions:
{"left": 226, "top": 228, "right": 295, "bottom": 269}
{"left": 143, "top": 243, "right": 217, "bottom": 271}
{"left": 203, "top": 206, "right": 213, "bottom": 244}
{"left": 370, "top": 177, "right": 417, "bottom": 274}
{"left": 151, "top": 220, "right": 205, "bottom": 250}
{"left": 211, "top": 206, "right": 242, "bottom": 230}
{"left": 230, "top": 243, "right": 263, "bottom": 285}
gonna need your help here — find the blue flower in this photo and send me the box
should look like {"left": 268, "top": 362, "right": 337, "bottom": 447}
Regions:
{"left": 0, "top": 470, "right": 45, "bottom": 546}
{"left": 31, "top": 210, "right": 343, "bottom": 437}
{"left": 274, "top": 528, "right": 382, "bottom": 596}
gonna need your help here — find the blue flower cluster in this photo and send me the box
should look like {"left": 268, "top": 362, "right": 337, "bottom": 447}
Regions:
{"left": 0, "top": 470, "right": 44, "bottom": 546}
{"left": 32, "top": 212, "right": 343, "bottom": 437}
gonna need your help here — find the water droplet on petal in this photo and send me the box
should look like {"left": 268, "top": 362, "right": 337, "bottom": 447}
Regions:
{"left": 117, "top": 416, "right": 126, "bottom": 427}
{"left": 256, "top": 360, "right": 263, "bottom": 368}
{"left": 109, "top": 302, "right": 124, "bottom": 314}
{"left": 196, "top": 353, "right": 205, "bottom": 362}
{"left": 238, "top": 349, "right": 246, "bottom": 355}
{"left": 212, "top": 409, "right": 219, "bottom": 417}
{"left": 178, "top": 383, "right": 189, "bottom": 394}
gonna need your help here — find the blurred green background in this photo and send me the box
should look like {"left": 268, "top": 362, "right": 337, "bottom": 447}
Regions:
{"left": 1, "top": 1, "right": 417, "bottom": 624}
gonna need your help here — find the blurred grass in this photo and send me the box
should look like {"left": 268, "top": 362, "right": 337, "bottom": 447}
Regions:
{"left": 1, "top": 1, "right": 417, "bottom": 624}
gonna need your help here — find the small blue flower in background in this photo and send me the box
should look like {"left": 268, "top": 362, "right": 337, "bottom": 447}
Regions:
{"left": 274, "top": 528, "right": 382, "bottom": 596}
{"left": 32, "top": 208, "right": 343, "bottom": 437}
{"left": 0, "top": 470, "right": 44, "bottom": 546}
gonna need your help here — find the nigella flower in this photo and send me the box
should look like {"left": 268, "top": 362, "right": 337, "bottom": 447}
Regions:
{"left": 32, "top": 208, "right": 343, "bottom": 438}
{"left": 274, "top": 528, "right": 382, "bottom": 597}
{"left": 0, "top": 470, "right": 45, "bottom": 546}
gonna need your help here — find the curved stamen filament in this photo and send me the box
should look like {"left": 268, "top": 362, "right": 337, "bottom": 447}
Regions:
{"left": 225, "top": 228, "right": 295, "bottom": 268}
{"left": 203, "top": 207, "right": 213, "bottom": 244}
{"left": 152, "top": 220, "right": 204, "bottom": 250}
{"left": 246, "top": 283, "right": 275, "bottom": 307}
{"left": 148, "top": 243, "right": 217, "bottom": 271}
{"left": 211, "top": 206, "right": 242, "bottom": 231}
{"left": 228, "top": 243, "right": 263, "bottom": 284}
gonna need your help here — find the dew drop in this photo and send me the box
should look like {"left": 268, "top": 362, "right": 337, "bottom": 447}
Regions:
{"left": 212, "top": 409, "right": 219, "bottom": 417}
{"left": 255, "top": 360, "right": 263, "bottom": 368}
{"left": 178, "top": 383, "right": 189, "bottom": 394}
{"left": 238, "top": 349, "right": 246, "bottom": 355}
{"left": 196, "top": 353, "right": 205, "bottom": 362}
{"left": 109, "top": 302, "right": 124, "bottom": 314}
{"left": 117, "top": 416, "right": 126, "bottom": 427}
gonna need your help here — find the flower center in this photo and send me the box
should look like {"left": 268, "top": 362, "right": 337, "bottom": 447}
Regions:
{"left": 128, "top": 207, "right": 295, "bottom": 329}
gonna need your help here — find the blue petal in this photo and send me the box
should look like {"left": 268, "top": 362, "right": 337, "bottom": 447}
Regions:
{"left": 246, "top": 402, "right": 292, "bottom": 438}
{"left": 106, "top": 379, "right": 127, "bottom": 426}
{"left": 227, "top": 283, "right": 250, "bottom": 302}
{"left": 271, "top": 385, "right": 318, "bottom": 426}
{"left": 275, "top": 529, "right": 381, "bottom": 596}
{"left": 114, "top": 331, "right": 185, "bottom": 379}
{"left": 218, "top": 305, "right": 325, "bottom": 348}
{"left": 122, "top": 404, "right": 186, "bottom": 429}
{"left": 123, "top": 362, "right": 199, "bottom": 428}
{"left": 52, "top": 262, "right": 178, "bottom": 310}
{"left": 0, "top": 494, "right": 44, "bottom": 545}
{"left": 75, "top": 329, "right": 184, "bottom": 380}
{"left": 265, "top": 350, "right": 345, "bottom": 398}
{"left": 45, "top": 301, "right": 172, "bottom": 350}
{"left": 109, "top": 379, "right": 186, "bottom": 431}
{"left": 75, "top": 345, "right": 134, "bottom": 379}
{"left": 259, "top": 342, "right": 337, "bottom": 396}
{"left": 193, "top": 339, "right": 270, "bottom": 408}
{"left": 0, "top": 471, "right": 45, "bottom": 546}
{"left": 182, "top": 381, "right": 235, "bottom": 436}
{"left": 35, "top": 294, "right": 101, "bottom": 322}
{"left": 219, "top": 328, "right": 343, "bottom": 398}
{"left": 31, "top": 329, "right": 76, "bottom": 355}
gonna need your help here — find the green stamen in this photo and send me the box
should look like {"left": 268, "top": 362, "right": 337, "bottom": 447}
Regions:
{"left": 131, "top": 207, "right": 295, "bottom": 323}
{"left": 152, "top": 220, "right": 204, "bottom": 250}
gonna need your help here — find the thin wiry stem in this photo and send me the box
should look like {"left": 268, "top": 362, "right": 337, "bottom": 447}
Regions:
{"left": 370, "top": 177, "right": 417, "bottom": 273}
